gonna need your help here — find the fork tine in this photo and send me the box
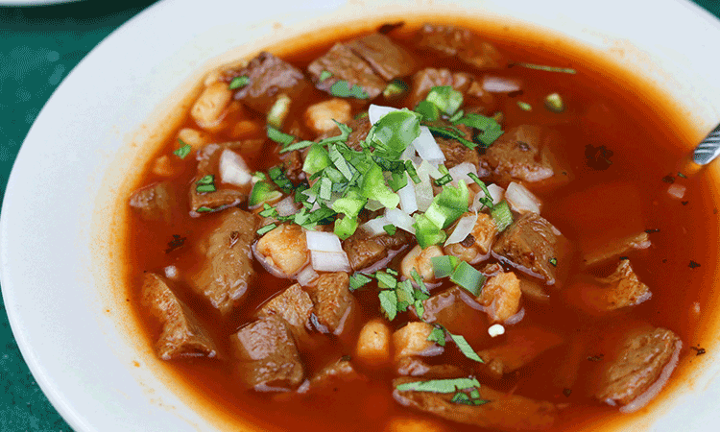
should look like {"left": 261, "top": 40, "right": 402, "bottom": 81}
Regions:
{"left": 693, "top": 124, "right": 720, "bottom": 165}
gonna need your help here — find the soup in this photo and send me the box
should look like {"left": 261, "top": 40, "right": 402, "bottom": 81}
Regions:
{"left": 126, "top": 21, "right": 716, "bottom": 431}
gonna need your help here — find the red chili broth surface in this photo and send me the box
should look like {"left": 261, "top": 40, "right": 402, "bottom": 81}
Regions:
{"left": 125, "top": 21, "right": 719, "bottom": 432}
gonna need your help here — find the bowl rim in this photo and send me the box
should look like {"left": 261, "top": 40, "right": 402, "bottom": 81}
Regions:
{"left": 3, "top": 0, "right": 720, "bottom": 431}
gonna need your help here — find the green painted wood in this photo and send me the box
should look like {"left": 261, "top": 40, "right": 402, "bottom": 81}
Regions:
{"left": 0, "top": 1, "right": 718, "bottom": 430}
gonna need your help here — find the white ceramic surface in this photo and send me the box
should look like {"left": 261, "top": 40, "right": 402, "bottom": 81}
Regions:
{"left": 2, "top": 0, "right": 720, "bottom": 431}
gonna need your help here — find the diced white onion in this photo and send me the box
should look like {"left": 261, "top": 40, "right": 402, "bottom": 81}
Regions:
{"left": 311, "top": 251, "right": 351, "bottom": 273}
{"left": 219, "top": 149, "right": 252, "bottom": 187}
{"left": 471, "top": 183, "right": 505, "bottom": 211}
{"left": 368, "top": 104, "right": 399, "bottom": 125}
{"left": 306, "top": 231, "right": 344, "bottom": 253}
{"left": 164, "top": 265, "right": 178, "bottom": 279}
{"left": 448, "top": 162, "right": 478, "bottom": 185}
{"left": 487, "top": 184, "right": 505, "bottom": 204}
{"left": 506, "top": 182, "right": 542, "bottom": 214}
{"left": 488, "top": 324, "right": 505, "bottom": 337}
{"left": 445, "top": 213, "right": 478, "bottom": 246}
{"left": 482, "top": 75, "right": 522, "bottom": 93}
{"left": 414, "top": 163, "right": 435, "bottom": 212}
{"left": 398, "top": 175, "right": 418, "bottom": 215}
{"left": 275, "top": 196, "right": 299, "bottom": 216}
{"left": 418, "top": 159, "right": 443, "bottom": 179}
{"left": 401, "top": 141, "right": 420, "bottom": 164}
{"left": 296, "top": 265, "right": 319, "bottom": 287}
{"left": 386, "top": 208, "right": 417, "bottom": 234}
{"left": 412, "top": 126, "right": 445, "bottom": 164}
{"left": 362, "top": 216, "right": 391, "bottom": 236}
{"left": 667, "top": 183, "right": 687, "bottom": 200}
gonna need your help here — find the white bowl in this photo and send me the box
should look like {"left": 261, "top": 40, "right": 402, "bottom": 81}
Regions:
{"left": 2, "top": 0, "right": 720, "bottom": 431}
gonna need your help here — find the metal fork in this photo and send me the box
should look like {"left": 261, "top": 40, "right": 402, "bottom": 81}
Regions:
{"left": 693, "top": 124, "right": 720, "bottom": 165}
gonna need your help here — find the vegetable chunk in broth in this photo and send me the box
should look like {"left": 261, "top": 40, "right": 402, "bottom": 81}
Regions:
{"left": 126, "top": 21, "right": 717, "bottom": 432}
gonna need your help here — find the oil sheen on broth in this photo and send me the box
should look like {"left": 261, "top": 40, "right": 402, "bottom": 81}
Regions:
{"left": 125, "top": 20, "right": 717, "bottom": 432}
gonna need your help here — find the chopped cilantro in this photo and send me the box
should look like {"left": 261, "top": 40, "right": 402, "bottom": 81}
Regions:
{"left": 375, "top": 271, "right": 397, "bottom": 289}
{"left": 514, "top": 63, "right": 577, "bottom": 74}
{"left": 196, "top": 206, "right": 213, "bottom": 213}
{"left": 427, "top": 327, "right": 446, "bottom": 347}
{"left": 173, "top": 140, "right": 192, "bottom": 159}
{"left": 256, "top": 223, "right": 277, "bottom": 236}
{"left": 517, "top": 101, "right": 532, "bottom": 111}
{"left": 379, "top": 290, "right": 398, "bottom": 320}
{"left": 450, "top": 261, "right": 486, "bottom": 296}
{"left": 268, "top": 166, "right": 293, "bottom": 193}
{"left": 330, "top": 80, "right": 370, "bottom": 99}
{"left": 454, "top": 113, "right": 504, "bottom": 146}
{"left": 395, "top": 378, "right": 480, "bottom": 393}
{"left": 383, "top": 79, "right": 408, "bottom": 99}
{"left": 425, "top": 86, "right": 463, "bottom": 116}
{"left": 229, "top": 75, "right": 249, "bottom": 89}
{"left": 451, "top": 392, "right": 489, "bottom": 406}
{"left": 425, "top": 125, "right": 477, "bottom": 149}
{"left": 195, "top": 175, "right": 216, "bottom": 193}
{"left": 319, "top": 70, "right": 333, "bottom": 82}
{"left": 549, "top": 257, "right": 558, "bottom": 267}
{"left": 267, "top": 126, "right": 295, "bottom": 146}
{"left": 349, "top": 272, "right": 372, "bottom": 291}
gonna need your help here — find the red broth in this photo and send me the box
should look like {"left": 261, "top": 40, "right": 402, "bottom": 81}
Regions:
{"left": 125, "top": 20, "right": 718, "bottom": 432}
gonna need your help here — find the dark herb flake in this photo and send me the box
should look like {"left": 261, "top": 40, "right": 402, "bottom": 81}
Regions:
{"left": 690, "top": 346, "right": 706, "bottom": 356}
{"left": 165, "top": 234, "right": 186, "bottom": 253}
{"left": 689, "top": 260, "right": 701, "bottom": 269}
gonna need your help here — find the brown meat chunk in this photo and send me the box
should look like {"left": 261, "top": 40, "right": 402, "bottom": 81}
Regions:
{"left": 141, "top": 273, "right": 218, "bottom": 360}
{"left": 396, "top": 357, "right": 466, "bottom": 378}
{"left": 416, "top": 24, "right": 506, "bottom": 70}
{"left": 492, "top": 213, "right": 563, "bottom": 285}
{"left": 343, "top": 229, "right": 413, "bottom": 271}
{"left": 480, "top": 125, "right": 555, "bottom": 184}
{"left": 281, "top": 150, "right": 305, "bottom": 184}
{"left": 582, "top": 231, "right": 651, "bottom": 268}
{"left": 191, "top": 208, "right": 262, "bottom": 315}
{"left": 257, "top": 283, "right": 314, "bottom": 341}
{"left": 436, "top": 137, "right": 480, "bottom": 170}
{"left": 477, "top": 327, "right": 564, "bottom": 379}
{"left": 393, "top": 377, "right": 557, "bottom": 431}
{"left": 229, "top": 52, "right": 311, "bottom": 114}
{"left": 231, "top": 317, "right": 305, "bottom": 391}
{"left": 419, "top": 286, "right": 487, "bottom": 346}
{"left": 408, "top": 67, "right": 475, "bottom": 109}
{"left": 575, "top": 261, "right": 652, "bottom": 314}
{"left": 346, "top": 33, "right": 417, "bottom": 81}
{"left": 189, "top": 143, "right": 252, "bottom": 214}
{"left": 315, "top": 113, "right": 372, "bottom": 151}
{"left": 305, "top": 272, "right": 356, "bottom": 334}
{"left": 308, "top": 43, "right": 386, "bottom": 100}
{"left": 594, "top": 327, "right": 681, "bottom": 406}
{"left": 308, "top": 358, "right": 364, "bottom": 390}
{"left": 129, "top": 182, "right": 175, "bottom": 224}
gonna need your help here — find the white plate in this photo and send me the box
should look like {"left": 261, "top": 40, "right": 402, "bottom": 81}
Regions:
{"left": 2, "top": 0, "right": 720, "bottom": 431}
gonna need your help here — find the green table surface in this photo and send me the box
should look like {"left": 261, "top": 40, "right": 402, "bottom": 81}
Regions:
{"left": 1, "top": 0, "right": 719, "bottom": 430}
